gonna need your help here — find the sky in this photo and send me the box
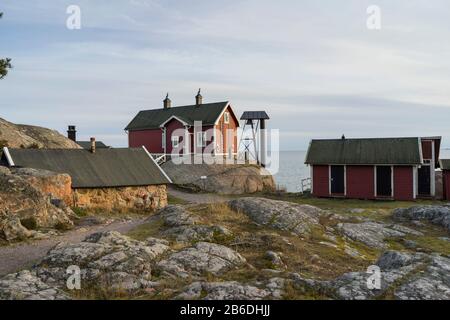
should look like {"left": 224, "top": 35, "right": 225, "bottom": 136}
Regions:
{"left": 1, "top": 0, "right": 450, "bottom": 150}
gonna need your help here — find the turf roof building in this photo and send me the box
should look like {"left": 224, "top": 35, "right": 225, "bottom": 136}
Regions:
{"left": 1, "top": 146, "right": 171, "bottom": 212}
{"left": 125, "top": 90, "right": 239, "bottom": 156}
{"left": 305, "top": 136, "right": 441, "bottom": 201}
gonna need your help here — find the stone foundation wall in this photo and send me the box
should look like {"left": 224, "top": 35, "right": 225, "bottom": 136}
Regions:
{"left": 72, "top": 185, "right": 168, "bottom": 213}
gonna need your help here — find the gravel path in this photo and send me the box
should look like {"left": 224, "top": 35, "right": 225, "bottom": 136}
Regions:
{"left": 0, "top": 218, "right": 146, "bottom": 276}
{"left": 168, "top": 186, "right": 229, "bottom": 204}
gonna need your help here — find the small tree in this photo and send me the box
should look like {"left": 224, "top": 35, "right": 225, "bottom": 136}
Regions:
{"left": 0, "top": 12, "right": 12, "bottom": 79}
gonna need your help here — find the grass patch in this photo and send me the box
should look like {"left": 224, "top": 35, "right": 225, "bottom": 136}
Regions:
{"left": 168, "top": 195, "right": 189, "bottom": 205}
{"left": 127, "top": 219, "right": 165, "bottom": 241}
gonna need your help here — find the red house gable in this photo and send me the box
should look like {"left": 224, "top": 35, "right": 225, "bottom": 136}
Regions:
{"left": 125, "top": 94, "right": 239, "bottom": 155}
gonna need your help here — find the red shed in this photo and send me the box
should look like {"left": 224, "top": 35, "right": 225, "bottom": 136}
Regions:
{"left": 305, "top": 136, "right": 441, "bottom": 201}
{"left": 125, "top": 91, "right": 239, "bottom": 156}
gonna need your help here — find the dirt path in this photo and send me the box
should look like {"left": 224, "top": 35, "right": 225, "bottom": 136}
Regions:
{"left": 0, "top": 218, "right": 146, "bottom": 276}
{"left": 168, "top": 186, "right": 230, "bottom": 204}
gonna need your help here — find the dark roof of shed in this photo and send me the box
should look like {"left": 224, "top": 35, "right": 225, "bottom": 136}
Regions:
{"left": 5, "top": 148, "right": 170, "bottom": 188}
{"left": 125, "top": 102, "right": 229, "bottom": 131}
{"left": 440, "top": 159, "right": 450, "bottom": 170}
{"left": 77, "top": 141, "right": 109, "bottom": 149}
{"left": 305, "top": 137, "right": 422, "bottom": 165}
{"left": 240, "top": 111, "right": 270, "bottom": 120}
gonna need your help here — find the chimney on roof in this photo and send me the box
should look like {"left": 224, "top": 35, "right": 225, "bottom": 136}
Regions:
{"left": 67, "top": 125, "right": 76, "bottom": 142}
{"left": 90, "top": 137, "right": 96, "bottom": 153}
{"left": 195, "top": 88, "right": 202, "bottom": 106}
{"left": 163, "top": 93, "right": 171, "bottom": 109}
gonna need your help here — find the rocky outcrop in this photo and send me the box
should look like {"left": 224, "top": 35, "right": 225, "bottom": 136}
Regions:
{"left": 13, "top": 168, "right": 73, "bottom": 205}
{"left": 162, "top": 160, "right": 275, "bottom": 194}
{"left": 293, "top": 250, "right": 450, "bottom": 300}
{"left": 73, "top": 185, "right": 168, "bottom": 213}
{"left": 228, "top": 197, "right": 322, "bottom": 235}
{"left": 35, "top": 231, "right": 170, "bottom": 291}
{"left": 393, "top": 206, "right": 450, "bottom": 233}
{"left": 336, "top": 221, "right": 423, "bottom": 249}
{"left": 0, "top": 168, "right": 74, "bottom": 241}
{"left": 177, "top": 281, "right": 272, "bottom": 300}
{"left": 156, "top": 242, "right": 246, "bottom": 278}
{"left": 147, "top": 205, "right": 232, "bottom": 243}
{"left": 0, "top": 118, "right": 80, "bottom": 149}
{"left": 0, "top": 270, "right": 69, "bottom": 300}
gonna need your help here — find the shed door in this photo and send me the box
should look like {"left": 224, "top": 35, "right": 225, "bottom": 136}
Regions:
{"left": 376, "top": 166, "right": 392, "bottom": 197}
{"left": 330, "top": 165, "right": 345, "bottom": 194}
{"left": 418, "top": 166, "right": 431, "bottom": 195}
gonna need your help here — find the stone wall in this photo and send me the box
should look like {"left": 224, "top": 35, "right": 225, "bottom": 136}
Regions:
{"left": 73, "top": 185, "right": 168, "bottom": 213}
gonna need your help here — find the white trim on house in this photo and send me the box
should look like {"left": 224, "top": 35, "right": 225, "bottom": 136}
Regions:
{"left": 328, "top": 165, "right": 331, "bottom": 195}
{"left": 159, "top": 115, "right": 190, "bottom": 128}
{"left": 344, "top": 165, "right": 347, "bottom": 196}
{"left": 213, "top": 102, "right": 234, "bottom": 126}
{"left": 142, "top": 146, "right": 173, "bottom": 184}
{"left": 310, "top": 165, "right": 314, "bottom": 194}
{"left": 2, "top": 147, "right": 15, "bottom": 166}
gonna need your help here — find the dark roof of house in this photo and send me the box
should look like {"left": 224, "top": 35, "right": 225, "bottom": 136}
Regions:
{"left": 439, "top": 159, "right": 450, "bottom": 170}
{"left": 77, "top": 141, "right": 109, "bottom": 150}
{"left": 241, "top": 111, "right": 270, "bottom": 120}
{"left": 305, "top": 137, "right": 422, "bottom": 165}
{"left": 4, "top": 147, "right": 171, "bottom": 188}
{"left": 125, "top": 102, "right": 229, "bottom": 131}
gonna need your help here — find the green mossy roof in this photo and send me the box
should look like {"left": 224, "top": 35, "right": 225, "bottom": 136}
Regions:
{"left": 305, "top": 137, "right": 422, "bottom": 165}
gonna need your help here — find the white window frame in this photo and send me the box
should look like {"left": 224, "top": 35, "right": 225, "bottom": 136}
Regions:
{"left": 224, "top": 112, "right": 230, "bottom": 124}
{"left": 171, "top": 136, "right": 180, "bottom": 148}
{"left": 197, "top": 131, "right": 207, "bottom": 148}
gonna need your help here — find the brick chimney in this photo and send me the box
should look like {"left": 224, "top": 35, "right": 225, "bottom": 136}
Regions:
{"left": 90, "top": 137, "right": 96, "bottom": 153}
{"left": 195, "top": 88, "right": 202, "bottom": 106}
{"left": 67, "top": 125, "right": 77, "bottom": 142}
{"left": 163, "top": 93, "right": 171, "bottom": 109}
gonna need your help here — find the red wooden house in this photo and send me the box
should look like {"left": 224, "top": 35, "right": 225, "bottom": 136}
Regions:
{"left": 125, "top": 91, "right": 239, "bottom": 156}
{"left": 305, "top": 136, "right": 441, "bottom": 201}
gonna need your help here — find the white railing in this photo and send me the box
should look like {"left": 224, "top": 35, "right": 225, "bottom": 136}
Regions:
{"left": 300, "top": 177, "right": 311, "bottom": 193}
{"left": 152, "top": 153, "right": 167, "bottom": 165}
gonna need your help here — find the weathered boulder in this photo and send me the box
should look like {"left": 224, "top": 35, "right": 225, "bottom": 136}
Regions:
{"left": 156, "top": 242, "right": 246, "bottom": 278}
{"left": 162, "top": 160, "right": 275, "bottom": 194}
{"left": 0, "top": 270, "right": 69, "bottom": 300}
{"left": 393, "top": 206, "right": 450, "bottom": 233}
{"left": 228, "top": 197, "right": 322, "bottom": 235}
{"left": 13, "top": 168, "right": 73, "bottom": 206}
{"left": 148, "top": 205, "right": 233, "bottom": 243}
{"left": 35, "top": 231, "right": 170, "bottom": 291}
{"left": 265, "top": 251, "right": 286, "bottom": 269}
{"left": 177, "top": 281, "right": 271, "bottom": 300}
{"left": 0, "top": 170, "right": 74, "bottom": 241}
{"left": 336, "top": 221, "right": 422, "bottom": 249}
{"left": 0, "top": 217, "right": 33, "bottom": 241}
{"left": 0, "top": 117, "right": 81, "bottom": 149}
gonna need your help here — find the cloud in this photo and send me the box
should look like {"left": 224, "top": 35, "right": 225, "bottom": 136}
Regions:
{"left": 1, "top": 0, "right": 450, "bottom": 150}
